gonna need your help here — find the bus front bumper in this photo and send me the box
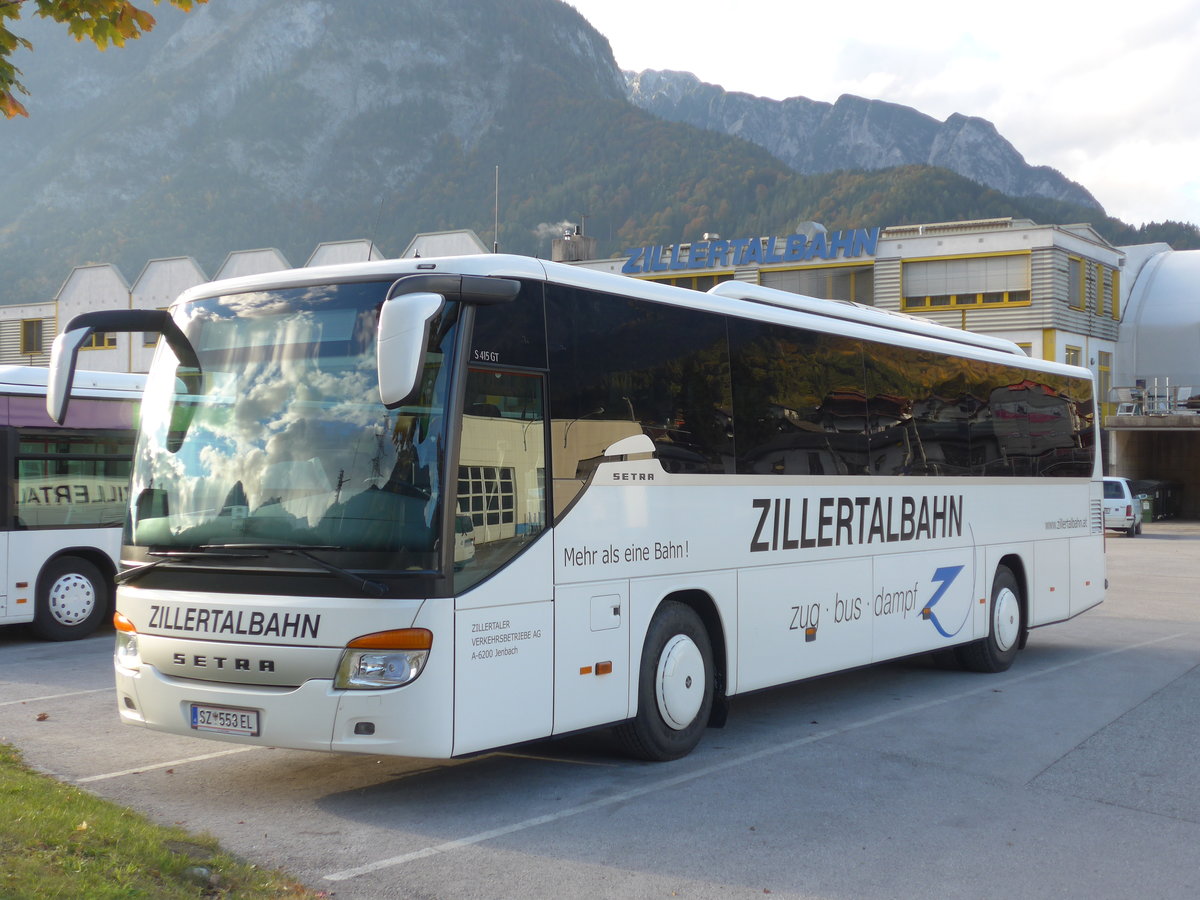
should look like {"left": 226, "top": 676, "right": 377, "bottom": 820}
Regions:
{"left": 114, "top": 660, "right": 455, "bottom": 759}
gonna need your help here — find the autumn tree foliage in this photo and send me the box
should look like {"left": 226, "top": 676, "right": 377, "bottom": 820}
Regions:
{"left": 0, "top": 0, "right": 206, "bottom": 117}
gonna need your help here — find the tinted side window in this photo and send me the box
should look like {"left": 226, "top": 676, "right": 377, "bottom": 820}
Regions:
{"left": 864, "top": 342, "right": 975, "bottom": 476}
{"left": 728, "top": 318, "right": 867, "bottom": 475}
{"left": 979, "top": 369, "right": 1094, "bottom": 477}
{"left": 544, "top": 283, "right": 1093, "bottom": 486}
{"left": 546, "top": 286, "right": 732, "bottom": 501}
{"left": 16, "top": 429, "right": 135, "bottom": 528}
{"left": 863, "top": 341, "right": 1095, "bottom": 478}
{"left": 470, "top": 279, "right": 546, "bottom": 370}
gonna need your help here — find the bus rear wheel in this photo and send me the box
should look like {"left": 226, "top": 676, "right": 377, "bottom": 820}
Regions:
{"left": 615, "top": 601, "right": 714, "bottom": 761}
{"left": 956, "top": 565, "right": 1022, "bottom": 673}
{"left": 31, "top": 556, "right": 109, "bottom": 641}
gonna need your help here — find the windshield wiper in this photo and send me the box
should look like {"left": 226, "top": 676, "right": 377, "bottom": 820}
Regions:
{"left": 201, "top": 544, "right": 389, "bottom": 596}
{"left": 117, "top": 545, "right": 388, "bottom": 596}
{"left": 116, "top": 548, "right": 269, "bottom": 585}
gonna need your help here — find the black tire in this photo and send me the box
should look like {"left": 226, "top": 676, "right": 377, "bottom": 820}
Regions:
{"left": 31, "top": 556, "right": 109, "bottom": 641}
{"left": 1128, "top": 519, "right": 1141, "bottom": 537}
{"left": 615, "top": 601, "right": 714, "bottom": 761}
{"left": 956, "top": 565, "right": 1022, "bottom": 673}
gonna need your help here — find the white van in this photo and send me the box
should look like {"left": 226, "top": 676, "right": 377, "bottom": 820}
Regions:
{"left": 1103, "top": 476, "right": 1140, "bottom": 536}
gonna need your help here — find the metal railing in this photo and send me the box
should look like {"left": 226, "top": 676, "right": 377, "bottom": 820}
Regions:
{"left": 1111, "top": 379, "right": 1197, "bottom": 415}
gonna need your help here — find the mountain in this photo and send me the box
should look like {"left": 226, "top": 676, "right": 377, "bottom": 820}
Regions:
{"left": 0, "top": 0, "right": 1192, "bottom": 306}
{"left": 625, "top": 69, "right": 1100, "bottom": 210}
{"left": 0, "top": 0, "right": 668, "bottom": 300}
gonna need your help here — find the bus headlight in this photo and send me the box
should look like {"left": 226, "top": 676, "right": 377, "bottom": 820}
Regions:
{"left": 114, "top": 612, "right": 141, "bottom": 669}
{"left": 334, "top": 628, "right": 432, "bottom": 689}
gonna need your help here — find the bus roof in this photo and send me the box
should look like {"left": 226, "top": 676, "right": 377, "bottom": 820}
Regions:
{"left": 173, "top": 253, "right": 1076, "bottom": 375}
{"left": 706, "top": 281, "right": 1025, "bottom": 356}
{"left": 0, "top": 365, "right": 146, "bottom": 397}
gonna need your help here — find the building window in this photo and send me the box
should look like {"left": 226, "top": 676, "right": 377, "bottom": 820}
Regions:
{"left": 761, "top": 265, "right": 874, "bottom": 304}
{"left": 142, "top": 309, "right": 167, "bottom": 347}
{"left": 458, "top": 464, "right": 516, "bottom": 529}
{"left": 1064, "top": 345, "right": 1082, "bottom": 366}
{"left": 82, "top": 332, "right": 118, "bottom": 350}
{"left": 20, "top": 319, "right": 43, "bottom": 355}
{"left": 1097, "top": 350, "right": 1113, "bottom": 414}
{"left": 901, "top": 255, "right": 1030, "bottom": 311}
{"left": 1067, "top": 257, "right": 1085, "bottom": 309}
{"left": 1110, "top": 270, "right": 1120, "bottom": 319}
{"left": 903, "top": 289, "right": 1031, "bottom": 311}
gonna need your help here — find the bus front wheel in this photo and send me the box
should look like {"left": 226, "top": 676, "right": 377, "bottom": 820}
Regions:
{"left": 956, "top": 565, "right": 1022, "bottom": 673}
{"left": 31, "top": 556, "right": 109, "bottom": 641}
{"left": 615, "top": 601, "right": 714, "bottom": 761}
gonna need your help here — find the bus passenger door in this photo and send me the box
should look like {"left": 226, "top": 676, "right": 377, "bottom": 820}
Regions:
{"left": 451, "top": 368, "right": 554, "bottom": 756}
{"left": 452, "top": 543, "right": 554, "bottom": 756}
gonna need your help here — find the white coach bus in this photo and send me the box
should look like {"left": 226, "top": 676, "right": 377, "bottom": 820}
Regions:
{"left": 0, "top": 365, "right": 142, "bottom": 640}
{"left": 48, "top": 255, "right": 1104, "bottom": 760}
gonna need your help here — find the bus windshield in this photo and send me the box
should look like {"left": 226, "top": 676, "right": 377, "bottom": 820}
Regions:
{"left": 126, "top": 281, "right": 456, "bottom": 571}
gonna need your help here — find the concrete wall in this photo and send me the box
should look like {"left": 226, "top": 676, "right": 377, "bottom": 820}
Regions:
{"left": 130, "top": 257, "right": 208, "bottom": 372}
{"left": 214, "top": 248, "right": 290, "bottom": 281}
{"left": 305, "top": 240, "right": 385, "bottom": 267}
{"left": 56, "top": 264, "right": 130, "bottom": 373}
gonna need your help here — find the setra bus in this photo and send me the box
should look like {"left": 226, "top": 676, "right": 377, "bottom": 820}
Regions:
{"left": 48, "top": 255, "right": 1105, "bottom": 760}
{"left": 0, "top": 365, "right": 142, "bottom": 640}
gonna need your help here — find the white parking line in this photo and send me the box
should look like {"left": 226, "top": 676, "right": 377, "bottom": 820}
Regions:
{"left": 76, "top": 745, "right": 263, "bottom": 783}
{"left": 0, "top": 688, "right": 112, "bottom": 707}
{"left": 325, "top": 633, "right": 1186, "bottom": 883}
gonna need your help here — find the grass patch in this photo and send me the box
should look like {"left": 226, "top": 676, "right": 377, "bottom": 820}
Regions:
{"left": 0, "top": 742, "right": 325, "bottom": 899}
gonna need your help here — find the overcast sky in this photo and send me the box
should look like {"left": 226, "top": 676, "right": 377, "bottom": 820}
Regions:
{"left": 568, "top": 0, "right": 1200, "bottom": 228}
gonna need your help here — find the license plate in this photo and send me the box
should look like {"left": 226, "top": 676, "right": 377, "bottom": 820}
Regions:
{"left": 190, "top": 703, "right": 260, "bottom": 737}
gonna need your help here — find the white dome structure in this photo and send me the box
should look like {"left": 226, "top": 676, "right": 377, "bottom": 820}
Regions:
{"left": 1119, "top": 246, "right": 1200, "bottom": 391}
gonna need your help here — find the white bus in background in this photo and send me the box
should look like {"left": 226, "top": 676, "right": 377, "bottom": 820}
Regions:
{"left": 0, "top": 365, "right": 142, "bottom": 640}
{"left": 48, "top": 256, "right": 1105, "bottom": 760}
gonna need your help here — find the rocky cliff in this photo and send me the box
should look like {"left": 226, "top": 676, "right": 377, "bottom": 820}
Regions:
{"left": 626, "top": 69, "right": 1099, "bottom": 209}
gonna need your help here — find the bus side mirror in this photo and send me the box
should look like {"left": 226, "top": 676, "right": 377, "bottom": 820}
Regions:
{"left": 377, "top": 292, "right": 444, "bottom": 408}
{"left": 48, "top": 309, "right": 201, "bottom": 424}
{"left": 47, "top": 326, "right": 93, "bottom": 424}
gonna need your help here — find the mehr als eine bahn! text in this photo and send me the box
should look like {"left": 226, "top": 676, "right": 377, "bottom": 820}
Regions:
{"left": 47, "top": 253, "right": 1104, "bottom": 761}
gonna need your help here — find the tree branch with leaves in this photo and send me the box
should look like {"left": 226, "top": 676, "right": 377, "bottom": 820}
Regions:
{"left": 1, "top": 0, "right": 207, "bottom": 118}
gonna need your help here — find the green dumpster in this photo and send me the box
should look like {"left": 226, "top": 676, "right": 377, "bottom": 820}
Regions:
{"left": 1139, "top": 496, "right": 1154, "bottom": 523}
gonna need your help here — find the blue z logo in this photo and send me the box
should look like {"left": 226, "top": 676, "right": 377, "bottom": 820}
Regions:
{"left": 923, "top": 565, "right": 967, "bottom": 638}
